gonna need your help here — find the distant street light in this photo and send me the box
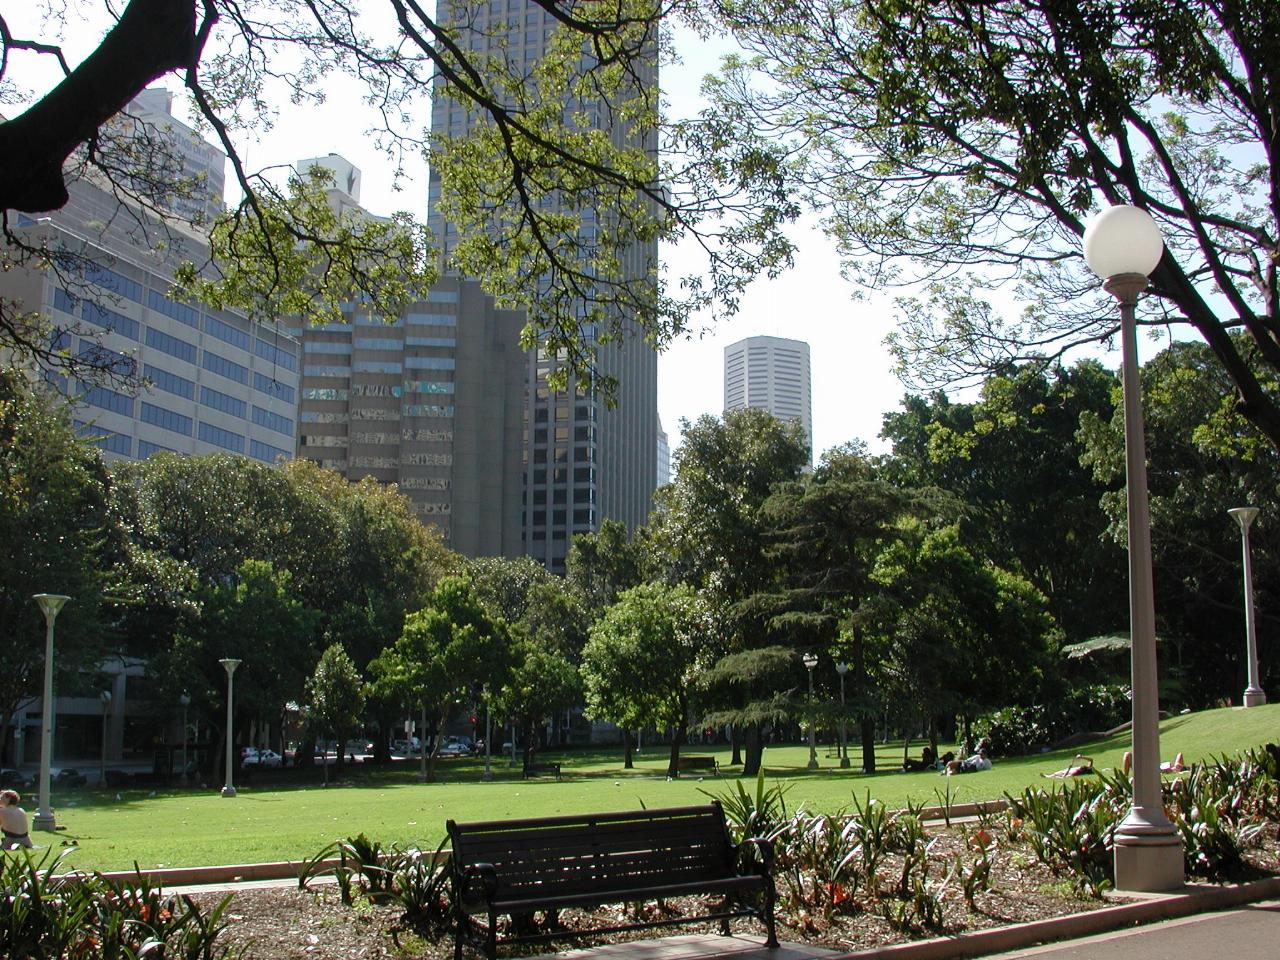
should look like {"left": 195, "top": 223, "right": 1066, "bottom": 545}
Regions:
{"left": 802, "top": 652, "right": 819, "bottom": 771}
{"left": 32, "top": 594, "right": 70, "bottom": 832}
{"left": 835, "top": 662, "right": 850, "bottom": 769}
{"left": 1082, "top": 204, "right": 1182, "bottom": 892}
{"left": 179, "top": 692, "right": 191, "bottom": 785}
{"left": 220, "top": 659, "right": 242, "bottom": 797}
{"left": 482, "top": 687, "right": 493, "bottom": 782}
{"left": 1228, "top": 507, "right": 1267, "bottom": 707}
{"left": 99, "top": 690, "right": 112, "bottom": 788}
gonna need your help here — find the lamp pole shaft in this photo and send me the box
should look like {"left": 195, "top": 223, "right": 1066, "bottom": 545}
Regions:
{"left": 1241, "top": 523, "right": 1266, "bottom": 705}
{"left": 806, "top": 668, "right": 818, "bottom": 770}
{"left": 181, "top": 704, "right": 189, "bottom": 785}
{"left": 34, "top": 615, "right": 56, "bottom": 831}
{"left": 839, "top": 673, "right": 849, "bottom": 768}
{"left": 1109, "top": 277, "right": 1181, "bottom": 890}
{"left": 224, "top": 673, "right": 235, "bottom": 796}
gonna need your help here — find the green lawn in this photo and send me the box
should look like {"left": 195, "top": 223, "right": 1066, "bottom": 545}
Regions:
{"left": 23, "top": 704, "right": 1280, "bottom": 873}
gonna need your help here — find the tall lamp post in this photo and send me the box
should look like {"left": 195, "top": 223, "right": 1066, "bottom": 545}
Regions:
{"left": 99, "top": 690, "right": 111, "bottom": 788}
{"left": 1083, "top": 205, "right": 1183, "bottom": 892}
{"left": 835, "top": 662, "right": 850, "bottom": 768}
{"left": 179, "top": 692, "right": 191, "bottom": 785}
{"left": 481, "top": 688, "right": 493, "bottom": 782}
{"left": 219, "top": 659, "right": 241, "bottom": 797}
{"left": 1228, "top": 507, "right": 1267, "bottom": 707}
{"left": 32, "top": 594, "right": 70, "bottom": 832}
{"left": 802, "top": 652, "right": 819, "bottom": 771}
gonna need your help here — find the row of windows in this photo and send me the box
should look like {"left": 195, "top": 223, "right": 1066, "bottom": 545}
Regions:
{"left": 404, "top": 337, "right": 456, "bottom": 348}
{"left": 198, "top": 421, "right": 244, "bottom": 453}
{"left": 305, "top": 364, "right": 351, "bottom": 377}
{"left": 529, "top": 486, "right": 596, "bottom": 505}
{"left": 140, "top": 401, "right": 193, "bottom": 436}
{"left": 406, "top": 356, "right": 455, "bottom": 370}
{"left": 531, "top": 467, "right": 594, "bottom": 485}
{"left": 83, "top": 301, "right": 140, "bottom": 340}
{"left": 405, "top": 311, "right": 456, "bottom": 326}
{"left": 402, "top": 404, "right": 454, "bottom": 418}
{"left": 355, "top": 360, "right": 402, "bottom": 374}
{"left": 251, "top": 439, "right": 291, "bottom": 463}
{"left": 203, "top": 351, "right": 248, "bottom": 384}
{"left": 204, "top": 314, "right": 250, "bottom": 351}
{"left": 252, "top": 405, "right": 294, "bottom": 437}
{"left": 83, "top": 385, "right": 134, "bottom": 417}
{"left": 83, "top": 263, "right": 143, "bottom": 302}
{"left": 143, "top": 364, "right": 195, "bottom": 400}
{"left": 138, "top": 439, "right": 175, "bottom": 458}
{"left": 79, "top": 340, "right": 135, "bottom": 377}
{"left": 201, "top": 385, "right": 246, "bottom": 419}
{"left": 528, "top": 509, "right": 596, "bottom": 527}
{"left": 305, "top": 340, "right": 352, "bottom": 354}
{"left": 255, "top": 373, "right": 296, "bottom": 404}
{"left": 254, "top": 337, "right": 297, "bottom": 372}
{"left": 145, "top": 326, "right": 197, "bottom": 364}
{"left": 354, "top": 337, "right": 404, "bottom": 351}
{"left": 148, "top": 290, "right": 201, "bottom": 328}
{"left": 75, "top": 421, "right": 133, "bottom": 456}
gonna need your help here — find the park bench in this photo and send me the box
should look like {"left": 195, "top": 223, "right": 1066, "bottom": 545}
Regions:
{"left": 676, "top": 755, "right": 719, "bottom": 775}
{"left": 521, "top": 759, "right": 561, "bottom": 780}
{"left": 447, "top": 801, "right": 778, "bottom": 960}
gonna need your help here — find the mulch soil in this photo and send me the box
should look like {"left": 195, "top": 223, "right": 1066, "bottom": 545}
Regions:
{"left": 188, "top": 823, "right": 1280, "bottom": 959}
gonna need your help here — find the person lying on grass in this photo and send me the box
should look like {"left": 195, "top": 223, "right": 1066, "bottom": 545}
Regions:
{"left": 1042, "top": 755, "right": 1095, "bottom": 779}
{"left": 945, "top": 746, "right": 991, "bottom": 775}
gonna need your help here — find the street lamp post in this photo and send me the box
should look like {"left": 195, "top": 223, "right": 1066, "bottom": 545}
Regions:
{"left": 1083, "top": 204, "right": 1183, "bottom": 892}
{"left": 1228, "top": 507, "right": 1267, "bottom": 707}
{"left": 99, "top": 690, "right": 112, "bottom": 788}
{"left": 482, "top": 688, "right": 493, "bottom": 782}
{"left": 219, "top": 659, "right": 241, "bottom": 797}
{"left": 802, "top": 652, "right": 819, "bottom": 771}
{"left": 179, "top": 692, "right": 191, "bottom": 785}
{"left": 32, "top": 594, "right": 70, "bottom": 832}
{"left": 835, "top": 663, "right": 850, "bottom": 768}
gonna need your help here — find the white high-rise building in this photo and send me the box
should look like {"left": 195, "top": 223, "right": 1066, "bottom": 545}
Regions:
{"left": 724, "top": 336, "right": 812, "bottom": 457}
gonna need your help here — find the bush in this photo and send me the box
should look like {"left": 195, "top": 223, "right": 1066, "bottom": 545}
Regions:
{"left": 974, "top": 684, "right": 1130, "bottom": 757}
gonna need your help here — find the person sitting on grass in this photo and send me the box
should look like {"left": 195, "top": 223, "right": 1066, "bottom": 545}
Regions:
{"left": 903, "top": 745, "right": 938, "bottom": 772}
{"left": 1042, "top": 755, "right": 1095, "bottom": 779}
{"left": 945, "top": 745, "right": 992, "bottom": 775}
{"left": 0, "top": 789, "right": 33, "bottom": 850}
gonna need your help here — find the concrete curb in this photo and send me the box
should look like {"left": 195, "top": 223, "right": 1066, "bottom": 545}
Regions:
{"left": 95, "top": 858, "right": 335, "bottom": 887}
{"left": 829, "top": 877, "right": 1280, "bottom": 959}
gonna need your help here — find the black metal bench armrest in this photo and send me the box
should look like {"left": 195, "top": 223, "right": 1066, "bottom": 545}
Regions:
{"left": 738, "top": 836, "right": 775, "bottom": 873}
{"left": 461, "top": 861, "right": 499, "bottom": 900}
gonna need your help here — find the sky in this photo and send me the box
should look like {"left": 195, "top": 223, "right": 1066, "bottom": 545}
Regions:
{"left": 13, "top": 6, "right": 1070, "bottom": 461}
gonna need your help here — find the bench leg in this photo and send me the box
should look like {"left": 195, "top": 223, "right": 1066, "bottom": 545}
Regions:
{"left": 762, "top": 878, "right": 779, "bottom": 948}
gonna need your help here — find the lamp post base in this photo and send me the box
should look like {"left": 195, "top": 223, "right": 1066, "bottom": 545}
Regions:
{"left": 1243, "top": 687, "right": 1267, "bottom": 708}
{"left": 220, "top": 785, "right": 237, "bottom": 798}
{"left": 839, "top": 757, "right": 850, "bottom": 769}
{"left": 1114, "top": 834, "right": 1183, "bottom": 892}
{"left": 32, "top": 811, "right": 57, "bottom": 832}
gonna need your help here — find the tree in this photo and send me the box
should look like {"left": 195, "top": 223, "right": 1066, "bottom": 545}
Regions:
{"left": 1079, "top": 338, "right": 1280, "bottom": 705}
{"left": 0, "top": 371, "right": 118, "bottom": 764}
{"left": 368, "top": 576, "right": 512, "bottom": 783}
{"left": 494, "top": 640, "right": 581, "bottom": 768}
{"left": 306, "top": 643, "right": 366, "bottom": 786}
{"left": 688, "top": 1, "right": 1280, "bottom": 450}
{"left": 877, "top": 362, "right": 1127, "bottom": 639}
{"left": 567, "top": 518, "right": 647, "bottom": 617}
{"left": 865, "top": 523, "right": 1057, "bottom": 749}
{"left": 0, "top": 2, "right": 787, "bottom": 395}
{"left": 581, "top": 582, "right": 708, "bottom": 777}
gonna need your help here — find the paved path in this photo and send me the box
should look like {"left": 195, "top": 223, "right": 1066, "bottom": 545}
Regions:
{"left": 985, "top": 900, "right": 1280, "bottom": 960}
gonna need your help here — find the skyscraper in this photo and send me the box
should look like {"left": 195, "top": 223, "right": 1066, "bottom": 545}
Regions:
{"left": 724, "top": 336, "right": 813, "bottom": 458}
{"left": 427, "top": 1, "right": 659, "bottom": 573}
{"left": 293, "top": 155, "right": 527, "bottom": 557}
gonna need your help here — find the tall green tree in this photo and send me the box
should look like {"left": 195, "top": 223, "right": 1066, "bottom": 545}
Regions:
{"left": 368, "top": 576, "right": 512, "bottom": 783}
{"left": 685, "top": 1, "right": 1280, "bottom": 450}
{"left": 0, "top": 372, "right": 118, "bottom": 764}
{"left": 567, "top": 518, "right": 647, "bottom": 617}
{"left": 1079, "top": 339, "right": 1280, "bottom": 705}
{"left": 582, "top": 582, "right": 709, "bottom": 777}
{"left": 305, "top": 643, "right": 366, "bottom": 785}
{"left": 494, "top": 640, "right": 581, "bottom": 768}
{"left": 878, "top": 362, "right": 1127, "bottom": 639}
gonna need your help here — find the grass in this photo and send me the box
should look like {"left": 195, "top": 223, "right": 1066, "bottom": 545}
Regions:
{"left": 18, "top": 703, "right": 1279, "bottom": 873}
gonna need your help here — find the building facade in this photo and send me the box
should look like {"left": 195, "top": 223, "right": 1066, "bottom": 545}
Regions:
{"left": 293, "top": 157, "right": 526, "bottom": 557}
{"left": 427, "top": 1, "right": 659, "bottom": 572}
{"left": 1, "top": 132, "right": 299, "bottom": 466}
{"left": 724, "top": 335, "right": 813, "bottom": 458}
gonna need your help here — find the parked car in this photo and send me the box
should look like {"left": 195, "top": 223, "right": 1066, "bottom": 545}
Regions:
{"left": 438, "top": 736, "right": 475, "bottom": 757}
{"left": 256, "top": 749, "right": 283, "bottom": 768}
{"left": 241, "top": 747, "right": 260, "bottom": 767}
{"left": 0, "top": 768, "right": 32, "bottom": 789}
{"left": 53, "top": 768, "right": 88, "bottom": 788}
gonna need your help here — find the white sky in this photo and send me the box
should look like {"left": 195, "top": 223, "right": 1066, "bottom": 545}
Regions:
{"left": 13, "top": 6, "right": 1129, "bottom": 461}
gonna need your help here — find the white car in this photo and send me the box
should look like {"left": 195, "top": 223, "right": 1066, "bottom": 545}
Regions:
{"left": 438, "top": 739, "right": 473, "bottom": 757}
{"left": 256, "top": 749, "right": 283, "bottom": 768}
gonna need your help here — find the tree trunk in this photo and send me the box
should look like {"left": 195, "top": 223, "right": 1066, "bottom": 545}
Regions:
{"left": 730, "top": 723, "right": 742, "bottom": 766}
{"left": 859, "top": 714, "right": 876, "bottom": 774}
{"left": 666, "top": 724, "right": 686, "bottom": 778}
{"left": 622, "top": 728, "right": 634, "bottom": 769}
{"left": 742, "top": 722, "right": 763, "bottom": 777}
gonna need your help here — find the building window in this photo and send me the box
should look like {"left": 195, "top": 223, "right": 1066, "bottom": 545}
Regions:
{"left": 254, "top": 337, "right": 297, "bottom": 371}
{"left": 82, "top": 385, "right": 134, "bottom": 416}
{"left": 250, "top": 439, "right": 291, "bottom": 463}
{"left": 144, "top": 365, "right": 195, "bottom": 400}
{"left": 138, "top": 440, "right": 175, "bottom": 458}
{"left": 255, "top": 373, "right": 296, "bottom": 403}
{"left": 203, "top": 314, "right": 251, "bottom": 350}
{"left": 252, "top": 405, "right": 294, "bottom": 437}
{"left": 148, "top": 290, "right": 201, "bottom": 328}
{"left": 197, "top": 421, "right": 245, "bottom": 453}
{"left": 145, "top": 327, "right": 197, "bottom": 364}
{"left": 140, "top": 401, "right": 193, "bottom": 435}
{"left": 200, "top": 385, "right": 247, "bottom": 419}
{"left": 83, "top": 302, "right": 139, "bottom": 340}
{"left": 202, "top": 350, "right": 248, "bottom": 384}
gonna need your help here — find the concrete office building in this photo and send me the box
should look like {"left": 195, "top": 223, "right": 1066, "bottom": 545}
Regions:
{"left": 294, "top": 156, "right": 526, "bottom": 557}
{"left": 1, "top": 92, "right": 299, "bottom": 464}
{"left": 657, "top": 417, "right": 670, "bottom": 489}
{"left": 724, "top": 336, "right": 813, "bottom": 458}
{"left": 427, "top": 0, "right": 659, "bottom": 572}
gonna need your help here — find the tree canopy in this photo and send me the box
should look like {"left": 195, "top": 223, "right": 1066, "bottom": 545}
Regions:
{"left": 688, "top": 0, "right": 1280, "bottom": 448}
